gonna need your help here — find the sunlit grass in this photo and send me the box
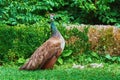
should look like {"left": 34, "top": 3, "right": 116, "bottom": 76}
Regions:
{"left": 0, "top": 63, "right": 120, "bottom": 80}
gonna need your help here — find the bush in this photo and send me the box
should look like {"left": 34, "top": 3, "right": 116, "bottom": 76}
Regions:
{"left": 1, "top": 23, "right": 120, "bottom": 65}
{"left": 0, "top": 22, "right": 50, "bottom": 64}
{"left": 88, "top": 25, "right": 120, "bottom": 56}
{"left": 0, "top": 0, "right": 120, "bottom": 25}
{"left": 0, "top": 22, "right": 91, "bottom": 64}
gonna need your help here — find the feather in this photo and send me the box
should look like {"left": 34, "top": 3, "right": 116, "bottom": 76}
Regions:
{"left": 19, "top": 14, "right": 65, "bottom": 70}
{"left": 19, "top": 36, "right": 64, "bottom": 70}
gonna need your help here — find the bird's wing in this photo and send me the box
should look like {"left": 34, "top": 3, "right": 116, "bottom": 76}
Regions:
{"left": 41, "top": 47, "right": 62, "bottom": 69}
{"left": 19, "top": 37, "right": 61, "bottom": 70}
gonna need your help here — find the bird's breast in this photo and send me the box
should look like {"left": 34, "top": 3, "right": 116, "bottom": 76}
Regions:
{"left": 60, "top": 36, "right": 65, "bottom": 51}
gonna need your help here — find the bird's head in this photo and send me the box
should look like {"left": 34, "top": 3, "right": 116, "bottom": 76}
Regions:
{"left": 50, "top": 13, "right": 55, "bottom": 21}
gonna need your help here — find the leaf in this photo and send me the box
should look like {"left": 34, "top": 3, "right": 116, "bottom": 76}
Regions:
{"left": 64, "top": 35, "right": 69, "bottom": 39}
{"left": 17, "top": 57, "right": 25, "bottom": 64}
{"left": 112, "top": 57, "right": 117, "bottom": 61}
{"left": 91, "top": 52, "right": 99, "bottom": 58}
{"left": 105, "top": 54, "right": 112, "bottom": 60}
{"left": 117, "top": 57, "right": 120, "bottom": 62}
{"left": 57, "top": 57, "right": 63, "bottom": 64}
{"left": 87, "top": 57, "right": 92, "bottom": 62}
{"left": 62, "top": 50, "right": 73, "bottom": 57}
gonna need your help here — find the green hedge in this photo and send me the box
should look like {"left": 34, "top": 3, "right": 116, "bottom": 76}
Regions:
{"left": 0, "top": 23, "right": 90, "bottom": 64}
{"left": 0, "top": 23, "right": 51, "bottom": 64}
{"left": 1, "top": 23, "right": 120, "bottom": 65}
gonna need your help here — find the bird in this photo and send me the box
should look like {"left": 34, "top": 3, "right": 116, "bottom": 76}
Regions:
{"left": 19, "top": 14, "right": 65, "bottom": 70}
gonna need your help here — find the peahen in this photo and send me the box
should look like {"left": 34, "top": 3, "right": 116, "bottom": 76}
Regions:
{"left": 19, "top": 14, "right": 65, "bottom": 70}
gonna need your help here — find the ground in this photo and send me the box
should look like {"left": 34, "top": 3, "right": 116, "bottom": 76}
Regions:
{"left": 0, "top": 63, "right": 120, "bottom": 80}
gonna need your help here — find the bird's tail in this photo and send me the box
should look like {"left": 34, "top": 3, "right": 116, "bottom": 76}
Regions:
{"left": 19, "top": 56, "right": 43, "bottom": 70}
{"left": 19, "top": 60, "right": 36, "bottom": 70}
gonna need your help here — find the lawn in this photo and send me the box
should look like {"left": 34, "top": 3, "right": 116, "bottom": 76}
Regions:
{"left": 0, "top": 63, "right": 120, "bottom": 80}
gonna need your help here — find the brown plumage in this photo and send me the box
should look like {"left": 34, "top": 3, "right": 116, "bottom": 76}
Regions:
{"left": 19, "top": 14, "right": 65, "bottom": 70}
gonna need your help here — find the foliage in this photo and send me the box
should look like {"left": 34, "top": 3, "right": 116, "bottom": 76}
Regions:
{"left": 57, "top": 26, "right": 91, "bottom": 64}
{"left": 0, "top": 0, "right": 69, "bottom": 25}
{"left": 70, "top": 0, "right": 120, "bottom": 24}
{"left": 1, "top": 23, "right": 120, "bottom": 65}
{"left": 88, "top": 26, "right": 120, "bottom": 56}
{"left": 58, "top": 50, "right": 73, "bottom": 64}
{"left": 105, "top": 54, "right": 120, "bottom": 62}
{"left": 0, "top": 0, "right": 120, "bottom": 25}
{"left": 0, "top": 21, "right": 50, "bottom": 64}
{"left": 0, "top": 22, "right": 91, "bottom": 64}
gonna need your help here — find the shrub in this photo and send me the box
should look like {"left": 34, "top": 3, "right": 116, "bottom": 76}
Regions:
{"left": 0, "top": 22, "right": 50, "bottom": 64}
{"left": 0, "top": 22, "right": 91, "bottom": 64}
{"left": 1, "top": 23, "right": 120, "bottom": 65}
{"left": 88, "top": 25, "right": 120, "bottom": 56}
{"left": 66, "top": 24, "right": 120, "bottom": 56}
{"left": 0, "top": 0, "right": 120, "bottom": 25}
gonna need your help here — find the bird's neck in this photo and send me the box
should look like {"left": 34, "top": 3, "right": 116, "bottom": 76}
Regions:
{"left": 50, "top": 21, "right": 61, "bottom": 37}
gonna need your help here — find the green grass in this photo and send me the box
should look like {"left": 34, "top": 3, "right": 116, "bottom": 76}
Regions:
{"left": 0, "top": 63, "right": 120, "bottom": 80}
